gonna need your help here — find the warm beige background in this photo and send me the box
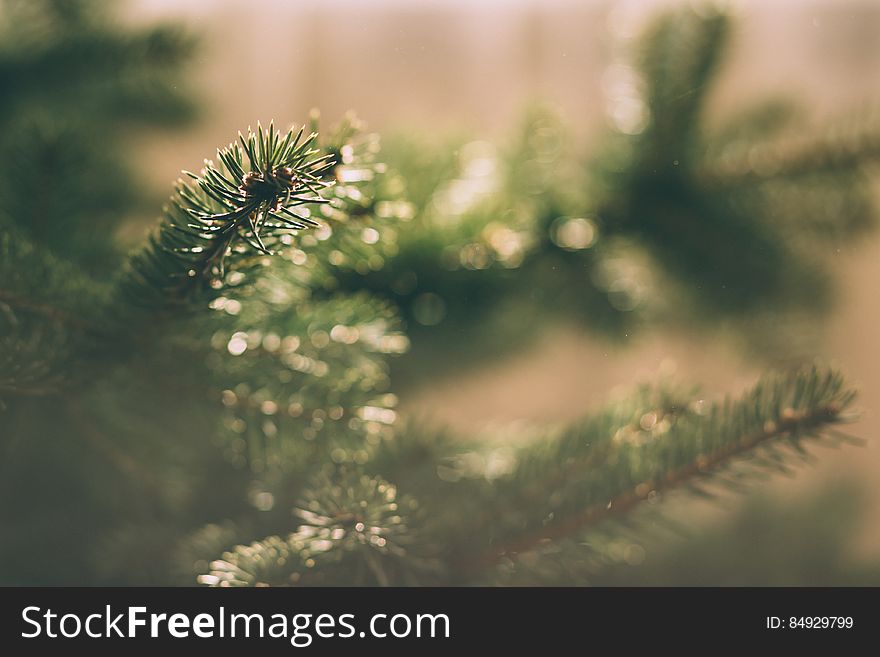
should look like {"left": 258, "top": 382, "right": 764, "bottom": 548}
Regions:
{"left": 129, "top": 0, "right": 880, "bottom": 558}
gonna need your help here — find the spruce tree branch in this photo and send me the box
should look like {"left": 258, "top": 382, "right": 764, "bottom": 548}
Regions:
{"left": 444, "top": 367, "right": 856, "bottom": 577}
{"left": 199, "top": 470, "right": 442, "bottom": 587}
{"left": 471, "top": 403, "right": 846, "bottom": 570}
{"left": 116, "top": 123, "right": 335, "bottom": 316}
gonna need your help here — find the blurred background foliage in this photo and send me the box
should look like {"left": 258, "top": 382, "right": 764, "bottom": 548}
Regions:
{"left": 0, "top": 0, "right": 195, "bottom": 272}
{"left": 1, "top": 0, "right": 879, "bottom": 585}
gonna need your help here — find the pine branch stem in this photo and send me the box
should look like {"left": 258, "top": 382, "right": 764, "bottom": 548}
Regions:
{"left": 465, "top": 403, "right": 845, "bottom": 573}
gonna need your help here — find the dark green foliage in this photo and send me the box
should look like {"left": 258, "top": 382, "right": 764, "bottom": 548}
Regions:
{"left": 0, "top": 3, "right": 874, "bottom": 586}
{"left": 0, "top": 0, "right": 196, "bottom": 273}
{"left": 0, "top": 223, "right": 105, "bottom": 399}
{"left": 0, "top": 115, "right": 403, "bottom": 583}
{"left": 0, "top": 0, "right": 194, "bottom": 125}
{"left": 198, "top": 365, "right": 857, "bottom": 585}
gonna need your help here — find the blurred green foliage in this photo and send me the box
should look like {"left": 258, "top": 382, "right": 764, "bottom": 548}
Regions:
{"left": 0, "top": 0, "right": 196, "bottom": 272}
{"left": 0, "top": 2, "right": 876, "bottom": 586}
{"left": 345, "top": 7, "right": 879, "bottom": 380}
